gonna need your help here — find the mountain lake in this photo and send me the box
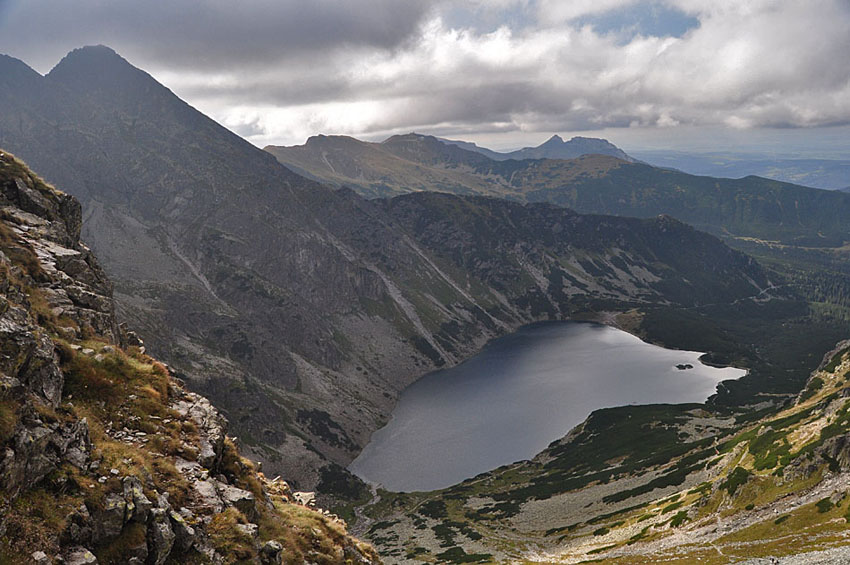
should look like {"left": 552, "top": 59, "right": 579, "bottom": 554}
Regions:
{"left": 348, "top": 321, "right": 746, "bottom": 492}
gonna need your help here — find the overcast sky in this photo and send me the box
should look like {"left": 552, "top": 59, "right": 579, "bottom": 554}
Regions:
{"left": 1, "top": 0, "right": 849, "bottom": 154}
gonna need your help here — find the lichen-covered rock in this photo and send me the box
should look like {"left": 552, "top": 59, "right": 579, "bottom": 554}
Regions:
{"left": 63, "top": 547, "right": 98, "bottom": 565}
{"left": 0, "top": 415, "right": 90, "bottom": 501}
{"left": 171, "top": 392, "right": 227, "bottom": 471}
{"left": 217, "top": 482, "right": 257, "bottom": 520}
{"left": 0, "top": 301, "right": 64, "bottom": 406}
{"left": 168, "top": 510, "right": 196, "bottom": 552}
{"left": 260, "top": 540, "right": 283, "bottom": 565}
{"left": 123, "top": 476, "right": 152, "bottom": 523}
{"left": 146, "top": 508, "right": 175, "bottom": 565}
{"left": 191, "top": 478, "right": 223, "bottom": 513}
{"left": 93, "top": 493, "right": 126, "bottom": 542}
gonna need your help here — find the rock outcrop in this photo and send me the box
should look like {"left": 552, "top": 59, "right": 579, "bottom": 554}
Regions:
{"left": 0, "top": 151, "right": 379, "bottom": 563}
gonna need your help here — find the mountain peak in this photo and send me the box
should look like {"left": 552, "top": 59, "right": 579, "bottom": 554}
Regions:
{"left": 47, "top": 45, "right": 149, "bottom": 90}
{"left": 49, "top": 44, "right": 123, "bottom": 71}
{"left": 0, "top": 54, "right": 43, "bottom": 86}
{"left": 385, "top": 132, "right": 431, "bottom": 142}
{"left": 298, "top": 134, "right": 369, "bottom": 150}
{"left": 0, "top": 53, "right": 38, "bottom": 74}
{"left": 544, "top": 134, "right": 565, "bottom": 145}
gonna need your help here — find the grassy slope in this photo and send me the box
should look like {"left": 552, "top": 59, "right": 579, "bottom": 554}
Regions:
{"left": 265, "top": 135, "right": 622, "bottom": 200}
{"left": 265, "top": 135, "right": 505, "bottom": 199}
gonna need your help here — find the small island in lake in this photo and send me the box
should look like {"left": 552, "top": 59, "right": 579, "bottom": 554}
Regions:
{"left": 676, "top": 363, "right": 695, "bottom": 370}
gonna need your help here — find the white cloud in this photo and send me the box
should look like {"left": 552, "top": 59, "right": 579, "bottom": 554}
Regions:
{"left": 1, "top": 0, "right": 849, "bottom": 147}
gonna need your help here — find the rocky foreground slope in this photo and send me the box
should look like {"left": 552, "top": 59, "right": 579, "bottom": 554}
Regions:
{"left": 359, "top": 335, "right": 850, "bottom": 563}
{"left": 0, "top": 151, "right": 378, "bottom": 563}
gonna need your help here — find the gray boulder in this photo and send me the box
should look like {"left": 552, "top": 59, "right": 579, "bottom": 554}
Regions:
{"left": 191, "top": 479, "right": 223, "bottom": 513}
{"left": 123, "top": 476, "right": 152, "bottom": 523}
{"left": 93, "top": 493, "right": 126, "bottom": 542}
{"left": 217, "top": 482, "right": 258, "bottom": 520}
{"left": 260, "top": 540, "right": 283, "bottom": 565}
{"left": 63, "top": 547, "right": 97, "bottom": 565}
{"left": 169, "top": 510, "right": 196, "bottom": 552}
{"left": 146, "top": 508, "right": 175, "bottom": 565}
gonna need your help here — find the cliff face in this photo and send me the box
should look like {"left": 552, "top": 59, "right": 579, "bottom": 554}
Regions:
{"left": 0, "top": 151, "right": 379, "bottom": 564}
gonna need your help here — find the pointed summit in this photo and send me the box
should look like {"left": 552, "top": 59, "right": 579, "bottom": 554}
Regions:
{"left": 503, "top": 134, "right": 634, "bottom": 161}
{"left": 46, "top": 45, "right": 170, "bottom": 105}
{"left": 0, "top": 54, "right": 45, "bottom": 93}
{"left": 48, "top": 45, "right": 127, "bottom": 78}
{"left": 0, "top": 53, "right": 41, "bottom": 79}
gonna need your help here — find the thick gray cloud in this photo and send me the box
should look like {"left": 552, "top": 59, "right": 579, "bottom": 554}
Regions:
{"left": 1, "top": 0, "right": 849, "bottom": 151}
{"left": 0, "top": 0, "right": 437, "bottom": 71}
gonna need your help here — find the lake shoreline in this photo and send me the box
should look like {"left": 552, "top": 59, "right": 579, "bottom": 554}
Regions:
{"left": 349, "top": 319, "right": 745, "bottom": 492}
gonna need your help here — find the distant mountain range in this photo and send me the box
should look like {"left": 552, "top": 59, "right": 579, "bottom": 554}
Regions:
{"left": 265, "top": 133, "right": 636, "bottom": 199}
{"left": 267, "top": 132, "right": 850, "bottom": 245}
{"left": 439, "top": 134, "right": 637, "bottom": 162}
{"left": 633, "top": 149, "right": 850, "bottom": 191}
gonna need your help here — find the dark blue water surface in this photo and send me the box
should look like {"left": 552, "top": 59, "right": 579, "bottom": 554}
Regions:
{"left": 349, "top": 322, "right": 744, "bottom": 492}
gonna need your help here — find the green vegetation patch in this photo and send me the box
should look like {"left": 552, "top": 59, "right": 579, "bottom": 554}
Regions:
{"left": 749, "top": 428, "right": 792, "bottom": 470}
{"left": 434, "top": 547, "right": 493, "bottom": 563}
{"left": 721, "top": 467, "right": 752, "bottom": 496}
{"left": 824, "top": 346, "right": 850, "bottom": 373}
{"left": 628, "top": 526, "right": 651, "bottom": 545}
{"left": 816, "top": 498, "right": 835, "bottom": 513}
{"left": 669, "top": 510, "right": 689, "bottom": 527}
{"left": 418, "top": 499, "right": 448, "bottom": 519}
{"left": 800, "top": 377, "right": 825, "bottom": 402}
{"left": 589, "top": 544, "right": 618, "bottom": 555}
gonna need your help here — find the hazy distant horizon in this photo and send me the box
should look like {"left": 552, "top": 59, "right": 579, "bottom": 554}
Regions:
{"left": 285, "top": 125, "right": 850, "bottom": 160}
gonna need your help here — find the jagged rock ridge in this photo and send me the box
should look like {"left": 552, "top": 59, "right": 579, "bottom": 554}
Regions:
{"left": 441, "top": 133, "right": 636, "bottom": 162}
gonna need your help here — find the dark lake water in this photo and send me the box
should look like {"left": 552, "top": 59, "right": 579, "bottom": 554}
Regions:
{"left": 348, "top": 321, "right": 745, "bottom": 492}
